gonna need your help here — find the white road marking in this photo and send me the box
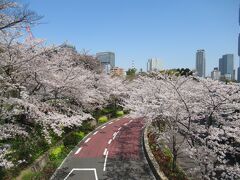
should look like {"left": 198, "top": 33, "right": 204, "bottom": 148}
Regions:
{"left": 108, "top": 139, "right": 112, "bottom": 144}
{"left": 64, "top": 168, "right": 98, "bottom": 180}
{"left": 109, "top": 122, "right": 113, "bottom": 124}
{"left": 113, "top": 132, "right": 119, "bottom": 140}
{"left": 118, "top": 127, "right": 122, "bottom": 131}
{"left": 103, "top": 151, "right": 109, "bottom": 171}
{"left": 129, "top": 120, "right": 133, "bottom": 123}
{"left": 124, "top": 123, "right": 128, "bottom": 126}
{"left": 103, "top": 148, "right": 108, "bottom": 155}
{"left": 75, "top": 147, "right": 82, "bottom": 155}
{"left": 93, "top": 131, "right": 98, "bottom": 135}
{"left": 101, "top": 126, "right": 106, "bottom": 129}
{"left": 85, "top": 138, "right": 91, "bottom": 143}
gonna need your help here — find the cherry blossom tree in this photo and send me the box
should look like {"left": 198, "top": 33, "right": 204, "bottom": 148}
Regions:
{"left": 122, "top": 73, "right": 240, "bottom": 179}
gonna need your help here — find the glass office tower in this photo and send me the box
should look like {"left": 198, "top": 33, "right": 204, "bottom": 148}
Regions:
{"left": 196, "top": 49, "right": 206, "bottom": 77}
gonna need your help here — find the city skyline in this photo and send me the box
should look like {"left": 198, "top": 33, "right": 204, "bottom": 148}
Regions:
{"left": 19, "top": 0, "right": 238, "bottom": 76}
{"left": 147, "top": 58, "right": 162, "bottom": 72}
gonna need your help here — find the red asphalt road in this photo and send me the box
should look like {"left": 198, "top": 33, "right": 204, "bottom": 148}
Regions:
{"left": 74, "top": 117, "right": 144, "bottom": 160}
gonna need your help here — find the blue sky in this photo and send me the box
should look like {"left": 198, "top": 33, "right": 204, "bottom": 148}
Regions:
{"left": 19, "top": 0, "right": 239, "bottom": 75}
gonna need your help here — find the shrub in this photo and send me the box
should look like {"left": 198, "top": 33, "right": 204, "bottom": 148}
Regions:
{"left": 98, "top": 116, "right": 108, "bottom": 124}
{"left": 80, "top": 121, "right": 94, "bottom": 132}
{"left": 49, "top": 145, "right": 65, "bottom": 160}
{"left": 74, "top": 131, "right": 85, "bottom": 140}
{"left": 63, "top": 131, "right": 85, "bottom": 148}
{"left": 102, "top": 108, "right": 111, "bottom": 114}
{"left": 0, "top": 167, "right": 6, "bottom": 179}
{"left": 116, "top": 110, "right": 124, "bottom": 117}
{"left": 163, "top": 147, "right": 173, "bottom": 160}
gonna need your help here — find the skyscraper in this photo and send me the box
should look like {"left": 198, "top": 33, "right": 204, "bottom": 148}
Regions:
{"left": 96, "top": 52, "right": 115, "bottom": 74}
{"left": 238, "top": 7, "right": 240, "bottom": 82}
{"left": 147, "top": 58, "right": 162, "bottom": 72}
{"left": 238, "top": 64, "right": 240, "bottom": 82}
{"left": 196, "top": 49, "right": 206, "bottom": 77}
{"left": 219, "top": 54, "right": 234, "bottom": 80}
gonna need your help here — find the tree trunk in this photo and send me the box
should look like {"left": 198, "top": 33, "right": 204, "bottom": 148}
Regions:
{"left": 172, "top": 135, "right": 177, "bottom": 171}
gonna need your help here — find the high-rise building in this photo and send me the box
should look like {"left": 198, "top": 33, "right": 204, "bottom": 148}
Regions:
{"left": 219, "top": 54, "right": 234, "bottom": 80}
{"left": 96, "top": 52, "right": 115, "bottom": 74}
{"left": 237, "top": 7, "right": 240, "bottom": 82}
{"left": 147, "top": 58, "right": 162, "bottom": 72}
{"left": 233, "top": 69, "right": 236, "bottom": 81}
{"left": 238, "top": 66, "right": 240, "bottom": 82}
{"left": 211, "top": 67, "right": 221, "bottom": 81}
{"left": 196, "top": 49, "right": 206, "bottom": 77}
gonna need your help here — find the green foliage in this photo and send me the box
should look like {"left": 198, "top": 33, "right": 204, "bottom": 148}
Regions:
{"left": 126, "top": 68, "right": 137, "bottom": 76}
{"left": 163, "top": 146, "right": 173, "bottom": 160}
{"left": 93, "top": 106, "right": 125, "bottom": 120}
{"left": 40, "top": 158, "right": 63, "bottom": 179}
{"left": 8, "top": 132, "right": 49, "bottom": 166}
{"left": 161, "top": 68, "right": 193, "bottom": 77}
{"left": 148, "top": 133, "right": 187, "bottom": 180}
{"left": 102, "top": 108, "right": 111, "bottom": 114}
{"left": 92, "top": 107, "right": 111, "bottom": 119}
{"left": 49, "top": 145, "right": 65, "bottom": 161}
{"left": 79, "top": 121, "right": 94, "bottom": 132}
{"left": 98, "top": 116, "right": 108, "bottom": 124}
{"left": 21, "top": 170, "right": 41, "bottom": 180}
{"left": 126, "top": 69, "right": 136, "bottom": 80}
{"left": 115, "top": 110, "right": 124, "bottom": 117}
{"left": 0, "top": 167, "right": 6, "bottom": 179}
{"left": 74, "top": 131, "right": 85, "bottom": 140}
{"left": 63, "top": 131, "right": 85, "bottom": 148}
{"left": 50, "top": 132, "right": 62, "bottom": 145}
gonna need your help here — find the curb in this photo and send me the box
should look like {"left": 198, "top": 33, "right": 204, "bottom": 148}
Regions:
{"left": 142, "top": 123, "right": 168, "bottom": 180}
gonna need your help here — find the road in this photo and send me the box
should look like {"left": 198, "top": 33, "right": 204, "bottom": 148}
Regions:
{"left": 51, "top": 117, "right": 155, "bottom": 180}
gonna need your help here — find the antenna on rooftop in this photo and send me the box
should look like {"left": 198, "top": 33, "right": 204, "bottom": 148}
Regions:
{"left": 131, "top": 60, "right": 135, "bottom": 69}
